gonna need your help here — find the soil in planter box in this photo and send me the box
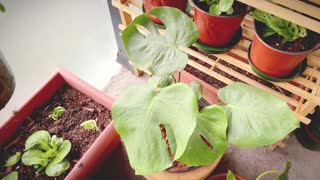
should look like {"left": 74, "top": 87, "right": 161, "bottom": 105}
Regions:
{"left": 256, "top": 21, "right": 320, "bottom": 52}
{"left": 185, "top": 46, "right": 292, "bottom": 97}
{"left": 0, "top": 85, "right": 112, "bottom": 180}
{"left": 194, "top": 0, "right": 248, "bottom": 16}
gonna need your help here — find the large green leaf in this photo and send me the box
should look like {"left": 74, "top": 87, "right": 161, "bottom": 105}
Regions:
{"left": 178, "top": 105, "right": 228, "bottom": 166}
{"left": 21, "top": 149, "right": 49, "bottom": 167}
{"left": 218, "top": 82, "right": 300, "bottom": 147}
{"left": 53, "top": 140, "right": 71, "bottom": 164}
{"left": 25, "top": 130, "right": 51, "bottom": 151}
{"left": 45, "top": 159, "right": 70, "bottom": 177}
{"left": 121, "top": 7, "right": 198, "bottom": 76}
{"left": 112, "top": 83, "right": 198, "bottom": 175}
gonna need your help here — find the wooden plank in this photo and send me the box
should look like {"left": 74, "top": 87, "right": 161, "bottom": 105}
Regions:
{"left": 237, "top": 0, "right": 320, "bottom": 33}
{"left": 273, "top": 0, "right": 320, "bottom": 19}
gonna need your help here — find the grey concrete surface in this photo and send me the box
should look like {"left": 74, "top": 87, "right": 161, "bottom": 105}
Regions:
{"left": 104, "top": 67, "right": 319, "bottom": 180}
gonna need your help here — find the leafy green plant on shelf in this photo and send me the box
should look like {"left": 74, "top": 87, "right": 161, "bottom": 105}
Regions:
{"left": 253, "top": 9, "right": 307, "bottom": 42}
{"left": 199, "top": 0, "right": 235, "bottom": 15}
{"left": 115, "top": 6, "right": 300, "bottom": 176}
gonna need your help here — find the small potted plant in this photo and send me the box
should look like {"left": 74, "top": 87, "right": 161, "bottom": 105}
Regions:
{"left": 143, "top": 0, "right": 189, "bottom": 24}
{"left": 250, "top": 9, "right": 320, "bottom": 79}
{"left": 191, "top": 0, "right": 251, "bottom": 52}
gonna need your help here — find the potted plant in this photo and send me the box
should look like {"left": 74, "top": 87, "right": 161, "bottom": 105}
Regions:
{"left": 191, "top": 0, "right": 251, "bottom": 51}
{"left": 143, "top": 0, "right": 189, "bottom": 24}
{"left": 250, "top": 9, "right": 320, "bottom": 78}
{"left": 0, "top": 68, "right": 120, "bottom": 179}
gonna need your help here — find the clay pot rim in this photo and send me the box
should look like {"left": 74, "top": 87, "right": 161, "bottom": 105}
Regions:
{"left": 191, "top": 0, "right": 252, "bottom": 18}
{"left": 208, "top": 173, "right": 245, "bottom": 180}
{"left": 253, "top": 20, "right": 320, "bottom": 55}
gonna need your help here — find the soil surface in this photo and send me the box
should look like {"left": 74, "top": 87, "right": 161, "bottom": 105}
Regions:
{"left": 256, "top": 21, "right": 320, "bottom": 52}
{"left": 194, "top": 0, "right": 248, "bottom": 16}
{"left": 0, "top": 85, "right": 112, "bottom": 179}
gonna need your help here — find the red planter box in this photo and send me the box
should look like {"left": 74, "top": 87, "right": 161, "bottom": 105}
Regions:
{"left": 0, "top": 68, "right": 121, "bottom": 179}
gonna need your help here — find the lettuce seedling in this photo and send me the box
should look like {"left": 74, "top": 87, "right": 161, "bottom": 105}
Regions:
{"left": 253, "top": 9, "right": 307, "bottom": 42}
{"left": 4, "top": 152, "right": 21, "bottom": 167}
{"left": 200, "top": 0, "right": 234, "bottom": 15}
{"left": 48, "top": 106, "right": 66, "bottom": 120}
{"left": 2, "top": 171, "right": 18, "bottom": 180}
{"left": 80, "top": 120, "right": 99, "bottom": 131}
{"left": 21, "top": 130, "right": 71, "bottom": 177}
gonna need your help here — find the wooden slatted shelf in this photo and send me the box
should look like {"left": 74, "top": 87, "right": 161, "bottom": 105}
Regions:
{"left": 112, "top": 0, "right": 320, "bottom": 126}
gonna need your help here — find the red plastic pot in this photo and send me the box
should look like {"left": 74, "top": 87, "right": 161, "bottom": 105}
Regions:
{"left": 175, "top": 70, "right": 221, "bottom": 104}
{"left": 207, "top": 173, "right": 245, "bottom": 180}
{"left": 143, "top": 0, "right": 188, "bottom": 24}
{"left": 0, "top": 68, "right": 121, "bottom": 180}
{"left": 250, "top": 20, "right": 318, "bottom": 78}
{"left": 192, "top": 0, "right": 251, "bottom": 47}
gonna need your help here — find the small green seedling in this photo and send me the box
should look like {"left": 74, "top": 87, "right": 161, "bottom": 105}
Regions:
{"left": 200, "top": 0, "right": 234, "bottom": 15}
{"left": 21, "top": 130, "right": 71, "bottom": 177}
{"left": 2, "top": 171, "right": 18, "bottom": 180}
{"left": 253, "top": 9, "right": 307, "bottom": 43}
{"left": 227, "top": 170, "right": 236, "bottom": 180}
{"left": 48, "top": 106, "right": 66, "bottom": 120}
{"left": 80, "top": 120, "right": 99, "bottom": 131}
{"left": 256, "top": 161, "right": 291, "bottom": 180}
{"left": 4, "top": 152, "right": 21, "bottom": 167}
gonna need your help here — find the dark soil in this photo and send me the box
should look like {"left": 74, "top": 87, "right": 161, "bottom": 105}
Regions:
{"left": 185, "top": 46, "right": 292, "bottom": 97}
{"left": 0, "top": 85, "right": 112, "bottom": 180}
{"left": 194, "top": 0, "right": 249, "bottom": 16}
{"left": 256, "top": 21, "right": 320, "bottom": 52}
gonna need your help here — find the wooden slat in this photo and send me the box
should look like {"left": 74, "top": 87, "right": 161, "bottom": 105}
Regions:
{"left": 237, "top": 0, "right": 320, "bottom": 33}
{"left": 273, "top": 0, "right": 320, "bottom": 19}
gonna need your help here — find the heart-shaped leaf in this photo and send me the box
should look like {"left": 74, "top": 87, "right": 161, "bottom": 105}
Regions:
{"left": 112, "top": 83, "right": 198, "bottom": 175}
{"left": 121, "top": 7, "right": 198, "bottom": 76}
{"left": 45, "top": 159, "right": 70, "bottom": 177}
{"left": 178, "top": 105, "right": 228, "bottom": 165}
{"left": 218, "top": 0, "right": 234, "bottom": 12}
{"left": 218, "top": 82, "right": 300, "bottom": 147}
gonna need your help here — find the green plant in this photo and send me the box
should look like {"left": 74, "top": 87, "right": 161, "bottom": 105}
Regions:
{"left": 4, "top": 152, "right": 21, "bottom": 167}
{"left": 253, "top": 9, "right": 307, "bottom": 42}
{"left": 256, "top": 161, "right": 291, "bottom": 180}
{"left": 2, "top": 171, "right": 18, "bottom": 180}
{"left": 227, "top": 170, "right": 236, "bottom": 180}
{"left": 21, "top": 130, "right": 71, "bottom": 177}
{"left": 80, "top": 120, "right": 99, "bottom": 131}
{"left": 199, "top": 0, "right": 234, "bottom": 15}
{"left": 48, "top": 106, "right": 66, "bottom": 120}
{"left": 112, "top": 82, "right": 299, "bottom": 175}
{"left": 0, "top": 3, "right": 5, "bottom": 13}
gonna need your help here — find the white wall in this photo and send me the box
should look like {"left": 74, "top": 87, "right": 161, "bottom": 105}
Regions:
{"left": 0, "top": 0, "right": 121, "bottom": 122}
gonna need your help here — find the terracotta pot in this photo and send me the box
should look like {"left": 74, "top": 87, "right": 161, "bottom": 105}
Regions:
{"left": 175, "top": 70, "right": 221, "bottom": 104}
{"left": 0, "top": 52, "right": 15, "bottom": 110}
{"left": 250, "top": 20, "right": 319, "bottom": 78}
{"left": 145, "top": 157, "right": 221, "bottom": 180}
{"left": 143, "top": 0, "right": 188, "bottom": 24}
{"left": 0, "top": 68, "right": 121, "bottom": 179}
{"left": 207, "top": 173, "right": 245, "bottom": 180}
{"left": 192, "top": 0, "right": 251, "bottom": 47}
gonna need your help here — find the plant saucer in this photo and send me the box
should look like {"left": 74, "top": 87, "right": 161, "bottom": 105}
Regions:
{"left": 247, "top": 45, "right": 307, "bottom": 82}
{"left": 195, "top": 28, "right": 242, "bottom": 54}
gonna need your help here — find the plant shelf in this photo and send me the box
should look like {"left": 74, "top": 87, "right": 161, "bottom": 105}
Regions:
{"left": 111, "top": 0, "right": 320, "bottom": 128}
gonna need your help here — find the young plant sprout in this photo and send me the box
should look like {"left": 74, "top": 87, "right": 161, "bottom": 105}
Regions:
{"left": 80, "top": 120, "right": 99, "bottom": 131}
{"left": 227, "top": 170, "right": 236, "bottom": 180}
{"left": 48, "top": 106, "right": 66, "bottom": 120}
{"left": 199, "top": 0, "right": 235, "bottom": 15}
{"left": 2, "top": 171, "right": 18, "bottom": 180}
{"left": 21, "top": 130, "right": 71, "bottom": 177}
{"left": 4, "top": 152, "right": 21, "bottom": 167}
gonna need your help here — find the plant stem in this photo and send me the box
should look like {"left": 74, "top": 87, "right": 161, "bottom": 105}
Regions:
{"left": 172, "top": 75, "right": 177, "bottom": 84}
{"left": 178, "top": 72, "right": 181, "bottom": 83}
{"left": 256, "top": 170, "right": 280, "bottom": 180}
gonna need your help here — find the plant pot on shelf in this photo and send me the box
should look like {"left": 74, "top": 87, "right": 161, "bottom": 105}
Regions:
{"left": 191, "top": 0, "right": 251, "bottom": 51}
{"left": 0, "top": 68, "right": 121, "bottom": 179}
{"left": 207, "top": 173, "right": 245, "bottom": 180}
{"left": 0, "top": 52, "right": 15, "bottom": 110}
{"left": 250, "top": 20, "right": 320, "bottom": 78}
{"left": 143, "top": 0, "right": 188, "bottom": 24}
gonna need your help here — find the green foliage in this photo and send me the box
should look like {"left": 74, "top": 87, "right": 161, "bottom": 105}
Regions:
{"left": 253, "top": 9, "right": 307, "bottom": 42}
{"left": 227, "top": 170, "right": 236, "bottom": 180}
{"left": 0, "top": 3, "right": 5, "bottom": 13}
{"left": 121, "top": 7, "right": 198, "bottom": 76}
{"left": 256, "top": 161, "right": 291, "bottom": 180}
{"left": 22, "top": 130, "right": 71, "bottom": 177}
{"left": 80, "top": 120, "right": 99, "bottom": 131}
{"left": 190, "top": 81, "right": 203, "bottom": 101}
{"left": 200, "top": 0, "right": 234, "bottom": 15}
{"left": 1, "top": 171, "right": 18, "bottom": 180}
{"left": 48, "top": 106, "right": 66, "bottom": 120}
{"left": 112, "top": 82, "right": 299, "bottom": 175}
{"left": 150, "top": 75, "right": 175, "bottom": 88}
{"left": 5, "top": 152, "right": 21, "bottom": 167}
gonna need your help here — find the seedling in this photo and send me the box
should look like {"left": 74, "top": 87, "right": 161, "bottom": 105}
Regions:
{"left": 4, "top": 152, "right": 21, "bottom": 167}
{"left": 227, "top": 170, "right": 236, "bottom": 180}
{"left": 253, "top": 9, "right": 307, "bottom": 43}
{"left": 21, "top": 130, "right": 71, "bottom": 177}
{"left": 80, "top": 120, "right": 99, "bottom": 131}
{"left": 256, "top": 161, "right": 291, "bottom": 180}
{"left": 48, "top": 106, "right": 66, "bottom": 120}
{"left": 2, "top": 171, "right": 18, "bottom": 180}
{"left": 200, "top": 0, "right": 234, "bottom": 15}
